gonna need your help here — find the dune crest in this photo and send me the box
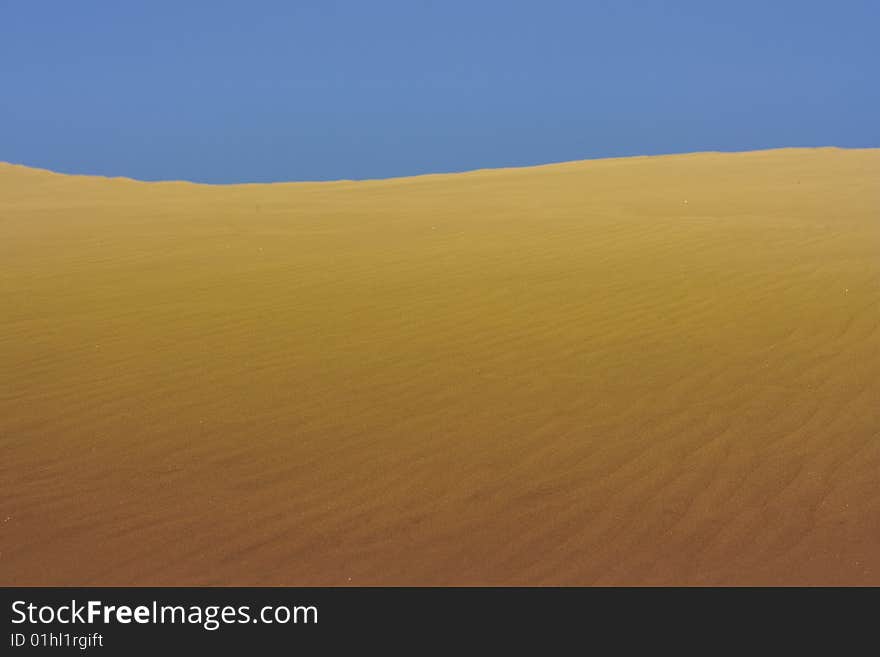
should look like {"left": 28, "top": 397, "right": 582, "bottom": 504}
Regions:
{"left": 1, "top": 147, "right": 878, "bottom": 585}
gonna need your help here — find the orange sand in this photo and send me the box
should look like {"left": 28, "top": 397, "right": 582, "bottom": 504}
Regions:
{"left": 1, "top": 147, "right": 878, "bottom": 585}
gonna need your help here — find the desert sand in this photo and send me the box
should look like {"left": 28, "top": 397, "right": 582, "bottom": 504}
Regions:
{"left": 1, "top": 147, "right": 878, "bottom": 585}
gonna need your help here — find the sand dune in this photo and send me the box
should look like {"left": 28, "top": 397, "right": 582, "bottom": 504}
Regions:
{"left": 1, "top": 147, "right": 878, "bottom": 585}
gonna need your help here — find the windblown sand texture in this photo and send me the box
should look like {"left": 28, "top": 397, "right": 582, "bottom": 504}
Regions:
{"left": 1, "top": 148, "right": 878, "bottom": 585}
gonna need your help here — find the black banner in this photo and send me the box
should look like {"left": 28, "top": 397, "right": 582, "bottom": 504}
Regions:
{"left": 1, "top": 587, "right": 872, "bottom": 652}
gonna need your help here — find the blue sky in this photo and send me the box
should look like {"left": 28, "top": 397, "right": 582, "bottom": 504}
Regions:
{"left": 1, "top": 1, "right": 877, "bottom": 182}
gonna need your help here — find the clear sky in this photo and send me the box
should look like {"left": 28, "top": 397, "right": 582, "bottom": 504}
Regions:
{"left": 2, "top": 1, "right": 877, "bottom": 183}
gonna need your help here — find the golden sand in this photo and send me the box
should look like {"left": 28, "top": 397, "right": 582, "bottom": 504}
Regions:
{"left": 1, "top": 148, "right": 878, "bottom": 585}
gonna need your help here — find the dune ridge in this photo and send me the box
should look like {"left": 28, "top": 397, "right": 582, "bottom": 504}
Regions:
{"left": 1, "top": 147, "right": 878, "bottom": 585}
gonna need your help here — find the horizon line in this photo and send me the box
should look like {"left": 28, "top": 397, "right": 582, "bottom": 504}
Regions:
{"left": 1, "top": 145, "right": 875, "bottom": 188}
